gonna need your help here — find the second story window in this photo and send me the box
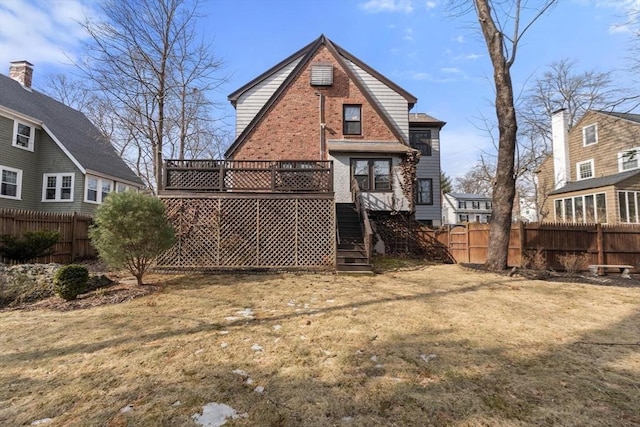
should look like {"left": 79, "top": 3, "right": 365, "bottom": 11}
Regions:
{"left": 1, "top": 165, "right": 22, "bottom": 199}
{"left": 343, "top": 105, "right": 362, "bottom": 135}
{"left": 619, "top": 148, "right": 639, "bottom": 172}
{"left": 415, "top": 178, "right": 433, "bottom": 205}
{"left": 13, "top": 121, "right": 34, "bottom": 151}
{"left": 577, "top": 159, "right": 594, "bottom": 180}
{"left": 409, "top": 130, "right": 432, "bottom": 156}
{"left": 458, "top": 200, "right": 467, "bottom": 209}
{"left": 582, "top": 123, "right": 597, "bottom": 146}
{"left": 472, "top": 201, "right": 480, "bottom": 209}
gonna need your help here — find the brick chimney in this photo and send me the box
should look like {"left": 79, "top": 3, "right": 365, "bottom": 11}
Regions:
{"left": 9, "top": 60, "right": 34, "bottom": 88}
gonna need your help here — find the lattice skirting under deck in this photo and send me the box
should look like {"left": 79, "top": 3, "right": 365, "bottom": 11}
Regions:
{"left": 157, "top": 196, "right": 336, "bottom": 270}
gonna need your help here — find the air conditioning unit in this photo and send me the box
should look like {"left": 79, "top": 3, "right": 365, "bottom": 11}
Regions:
{"left": 310, "top": 63, "right": 333, "bottom": 86}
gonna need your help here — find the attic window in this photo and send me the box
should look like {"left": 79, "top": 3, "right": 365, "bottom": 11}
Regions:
{"left": 310, "top": 64, "right": 333, "bottom": 86}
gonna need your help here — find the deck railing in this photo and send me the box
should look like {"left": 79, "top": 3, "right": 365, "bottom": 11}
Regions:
{"left": 163, "top": 159, "right": 333, "bottom": 193}
{"left": 351, "top": 177, "right": 373, "bottom": 265}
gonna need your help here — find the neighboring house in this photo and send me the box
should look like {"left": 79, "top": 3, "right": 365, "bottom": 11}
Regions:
{"left": 225, "top": 34, "right": 442, "bottom": 219}
{"left": 516, "top": 196, "right": 539, "bottom": 223}
{"left": 442, "top": 193, "right": 492, "bottom": 224}
{"left": 537, "top": 109, "right": 640, "bottom": 224}
{"left": 409, "top": 113, "right": 445, "bottom": 227}
{"left": 0, "top": 61, "right": 143, "bottom": 214}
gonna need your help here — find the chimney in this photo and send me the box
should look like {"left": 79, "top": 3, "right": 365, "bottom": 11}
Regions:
{"left": 551, "top": 109, "right": 570, "bottom": 189}
{"left": 9, "top": 60, "right": 34, "bottom": 88}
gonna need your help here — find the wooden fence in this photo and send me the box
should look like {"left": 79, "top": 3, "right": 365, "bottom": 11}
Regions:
{"left": 415, "top": 222, "right": 640, "bottom": 271}
{"left": 0, "top": 209, "right": 96, "bottom": 264}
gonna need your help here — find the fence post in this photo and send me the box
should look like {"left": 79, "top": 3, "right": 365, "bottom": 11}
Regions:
{"left": 596, "top": 223, "right": 604, "bottom": 265}
{"left": 466, "top": 224, "right": 471, "bottom": 263}
{"left": 71, "top": 212, "right": 77, "bottom": 262}
{"left": 518, "top": 221, "right": 525, "bottom": 267}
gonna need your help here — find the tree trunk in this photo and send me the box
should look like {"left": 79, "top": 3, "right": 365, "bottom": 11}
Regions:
{"left": 475, "top": 0, "right": 518, "bottom": 270}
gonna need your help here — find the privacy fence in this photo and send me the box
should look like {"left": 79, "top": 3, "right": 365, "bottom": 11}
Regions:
{"left": 0, "top": 209, "right": 96, "bottom": 264}
{"left": 415, "top": 222, "right": 640, "bottom": 271}
{"left": 156, "top": 194, "right": 336, "bottom": 270}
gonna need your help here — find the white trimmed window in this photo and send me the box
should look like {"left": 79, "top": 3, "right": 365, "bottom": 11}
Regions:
{"left": 116, "top": 183, "right": 130, "bottom": 193}
{"left": 12, "top": 121, "right": 35, "bottom": 151}
{"left": 618, "top": 191, "right": 640, "bottom": 223}
{"left": 85, "top": 176, "right": 113, "bottom": 204}
{"left": 1, "top": 165, "right": 22, "bottom": 199}
{"left": 576, "top": 159, "right": 594, "bottom": 180}
{"left": 618, "top": 147, "right": 639, "bottom": 172}
{"left": 582, "top": 123, "right": 597, "bottom": 146}
{"left": 43, "top": 173, "right": 74, "bottom": 201}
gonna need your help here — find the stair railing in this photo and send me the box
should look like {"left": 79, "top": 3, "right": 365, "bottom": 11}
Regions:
{"left": 350, "top": 178, "right": 373, "bottom": 265}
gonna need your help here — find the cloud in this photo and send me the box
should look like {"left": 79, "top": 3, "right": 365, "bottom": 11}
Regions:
{"left": 359, "top": 0, "right": 414, "bottom": 14}
{"left": 454, "top": 35, "right": 465, "bottom": 43}
{"left": 0, "top": 0, "right": 90, "bottom": 74}
{"left": 425, "top": 1, "right": 438, "bottom": 10}
{"left": 608, "top": 24, "right": 632, "bottom": 34}
{"left": 404, "top": 28, "right": 414, "bottom": 40}
{"left": 441, "top": 67, "right": 462, "bottom": 74}
{"left": 462, "top": 53, "right": 483, "bottom": 60}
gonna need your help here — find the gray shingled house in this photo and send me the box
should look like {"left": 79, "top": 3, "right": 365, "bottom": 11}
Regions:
{"left": 0, "top": 61, "right": 143, "bottom": 214}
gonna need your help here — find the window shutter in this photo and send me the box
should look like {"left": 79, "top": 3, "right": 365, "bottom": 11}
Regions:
{"left": 310, "top": 64, "right": 333, "bottom": 86}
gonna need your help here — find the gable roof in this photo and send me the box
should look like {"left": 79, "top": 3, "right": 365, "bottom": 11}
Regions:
{"left": 0, "top": 73, "right": 143, "bottom": 186}
{"left": 549, "top": 169, "right": 640, "bottom": 195}
{"left": 226, "top": 34, "right": 418, "bottom": 158}
{"left": 596, "top": 110, "right": 640, "bottom": 124}
{"left": 409, "top": 113, "right": 446, "bottom": 128}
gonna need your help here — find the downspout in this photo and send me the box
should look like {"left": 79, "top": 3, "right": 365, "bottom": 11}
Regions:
{"left": 316, "top": 92, "right": 326, "bottom": 160}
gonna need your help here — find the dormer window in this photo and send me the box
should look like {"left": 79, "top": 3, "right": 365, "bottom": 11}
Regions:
{"left": 619, "top": 147, "right": 639, "bottom": 172}
{"left": 310, "top": 63, "right": 333, "bottom": 86}
{"left": 582, "top": 123, "right": 597, "bottom": 146}
{"left": 13, "top": 121, "right": 34, "bottom": 151}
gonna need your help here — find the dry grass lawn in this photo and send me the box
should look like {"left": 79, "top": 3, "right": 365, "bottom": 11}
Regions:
{"left": 1, "top": 263, "right": 639, "bottom": 426}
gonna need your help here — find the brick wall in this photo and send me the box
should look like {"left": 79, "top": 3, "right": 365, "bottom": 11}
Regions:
{"left": 233, "top": 46, "right": 397, "bottom": 160}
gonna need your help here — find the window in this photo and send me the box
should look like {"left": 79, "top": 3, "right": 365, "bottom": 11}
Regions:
{"left": 409, "top": 130, "right": 432, "bottom": 156}
{"left": 554, "top": 193, "right": 607, "bottom": 223}
{"left": 618, "top": 148, "right": 639, "bottom": 172}
{"left": 343, "top": 105, "right": 361, "bottom": 135}
{"left": 618, "top": 191, "right": 640, "bottom": 223}
{"left": 458, "top": 200, "right": 467, "bottom": 209}
{"left": 116, "top": 183, "right": 132, "bottom": 193}
{"left": 351, "top": 159, "right": 391, "bottom": 191}
{"left": 582, "top": 123, "right": 597, "bottom": 146}
{"left": 486, "top": 201, "right": 492, "bottom": 209}
{"left": 85, "top": 176, "right": 113, "bottom": 204}
{"left": 415, "top": 179, "right": 433, "bottom": 205}
{"left": 1, "top": 166, "right": 22, "bottom": 199}
{"left": 13, "top": 121, "right": 34, "bottom": 151}
{"left": 43, "top": 173, "right": 74, "bottom": 201}
{"left": 472, "top": 201, "right": 480, "bottom": 209}
{"left": 576, "top": 159, "right": 594, "bottom": 180}
{"left": 458, "top": 214, "right": 469, "bottom": 223}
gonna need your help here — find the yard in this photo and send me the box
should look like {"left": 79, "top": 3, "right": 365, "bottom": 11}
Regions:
{"left": 1, "top": 263, "right": 639, "bottom": 426}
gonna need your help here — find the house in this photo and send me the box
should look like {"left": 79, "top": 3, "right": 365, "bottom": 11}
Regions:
{"left": 516, "top": 196, "right": 539, "bottom": 222}
{"left": 442, "top": 193, "right": 492, "bottom": 224}
{"left": 409, "top": 113, "right": 445, "bottom": 227}
{"left": 158, "top": 35, "right": 445, "bottom": 271}
{"left": 0, "top": 61, "right": 143, "bottom": 214}
{"left": 537, "top": 109, "right": 640, "bottom": 224}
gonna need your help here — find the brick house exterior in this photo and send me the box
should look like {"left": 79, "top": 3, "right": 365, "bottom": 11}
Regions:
{"left": 227, "top": 35, "right": 444, "bottom": 223}
{"left": 537, "top": 109, "right": 640, "bottom": 224}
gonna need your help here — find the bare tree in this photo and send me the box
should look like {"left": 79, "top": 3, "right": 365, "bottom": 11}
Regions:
{"left": 469, "top": 0, "right": 557, "bottom": 270}
{"left": 454, "top": 157, "right": 495, "bottom": 195}
{"left": 76, "top": 0, "right": 227, "bottom": 192}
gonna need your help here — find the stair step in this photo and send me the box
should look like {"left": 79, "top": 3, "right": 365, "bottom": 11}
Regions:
{"left": 338, "top": 243, "right": 365, "bottom": 250}
{"left": 337, "top": 263, "right": 374, "bottom": 272}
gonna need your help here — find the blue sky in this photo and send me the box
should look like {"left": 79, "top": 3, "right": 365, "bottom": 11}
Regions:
{"left": 0, "top": 0, "right": 638, "bottom": 179}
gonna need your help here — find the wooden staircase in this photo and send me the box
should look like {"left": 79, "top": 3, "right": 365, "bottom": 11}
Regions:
{"left": 336, "top": 203, "right": 373, "bottom": 273}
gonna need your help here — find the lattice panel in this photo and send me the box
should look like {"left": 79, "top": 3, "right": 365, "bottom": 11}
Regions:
{"left": 224, "top": 170, "right": 271, "bottom": 190}
{"left": 257, "top": 199, "right": 297, "bottom": 266}
{"left": 159, "top": 196, "right": 335, "bottom": 269}
{"left": 297, "top": 199, "right": 335, "bottom": 266}
{"left": 167, "top": 170, "right": 220, "bottom": 189}
{"left": 219, "top": 199, "right": 258, "bottom": 266}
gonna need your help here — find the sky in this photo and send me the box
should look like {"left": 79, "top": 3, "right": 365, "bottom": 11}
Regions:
{"left": 0, "top": 0, "right": 638, "bottom": 179}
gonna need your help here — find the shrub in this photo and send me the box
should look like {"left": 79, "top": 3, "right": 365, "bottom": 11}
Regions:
{"left": 0, "top": 230, "right": 60, "bottom": 263}
{"left": 522, "top": 248, "right": 547, "bottom": 270}
{"left": 557, "top": 252, "right": 588, "bottom": 274}
{"left": 89, "top": 192, "right": 176, "bottom": 285}
{"left": 54, "top": 264, "right": 89, "bottom": 301}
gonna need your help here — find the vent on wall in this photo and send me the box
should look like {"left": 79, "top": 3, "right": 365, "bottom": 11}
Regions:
{"left": 310, "top": 63, "right": 333, "bottom": 86}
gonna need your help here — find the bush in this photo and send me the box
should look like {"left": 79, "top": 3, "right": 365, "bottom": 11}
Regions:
{"left": 0, "top": 230, "right": 60, "bottom": 263}
{"left": 54, "top": 264, "right": 89, "bottom": 300}
{"left": 90, "top": 192, "right": 176, "bottom": 285}
{"left": 557, "top": 252, "right": 588, "bottom": 274}
{"left": 522, "top": 248, "right": 547, "bottom": 270}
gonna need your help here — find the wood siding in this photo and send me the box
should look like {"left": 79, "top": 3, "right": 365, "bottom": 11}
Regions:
{"left": 414, "top": 128, "right": 441, "bottom": 225}
{"left": 235, "top": 56, "right": 303, "bottom": 138}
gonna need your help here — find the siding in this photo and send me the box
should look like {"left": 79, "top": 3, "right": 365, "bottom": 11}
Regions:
{"left": 235, "top": 56, "right": 303, "bottom": 138}
{"left": 343, "top": 59, "right": 409, "bottom": 142}
{"left": 414, "top": 127, "right": 441, "bottom": 225}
